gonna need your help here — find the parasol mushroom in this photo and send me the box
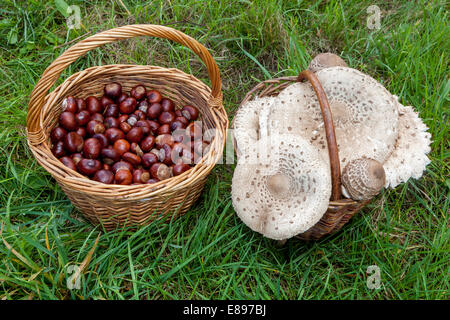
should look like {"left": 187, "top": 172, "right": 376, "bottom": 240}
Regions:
{"left": 232, "top": 134, "right": 331, "bottom": 240}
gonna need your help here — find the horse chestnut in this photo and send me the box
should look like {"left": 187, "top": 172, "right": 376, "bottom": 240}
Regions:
{"left": 50, "top": 126, "right": 67, "bottom": 142}
{"left": 86, "top": 120, "right": 105, "bottom": 136}
{"left": 147, "top": 103, "right": 162, "bottom": 119}
{"left": 114, "top": 169, "right": 132, "bottom": 185}
{"left": 150, "top": 163, "right": 171, "bottom": 181}
{"left": 104, "top": 116, "right": 119, "bottom": 129}
{"left": 122, "top": 152, "right": 141, "bottom": 166}
{"left": 77, "top": 158, "right": 102, "bottom": 176}
{"left": 142, "top": 152, "right": 158, "bottom": 168}
{"left": 93, "top": 169, "right": 114, "bottom": 184}
{"left": 126, "top": 127, "right": 144, "bottom": 143}
{"left": 147, "top": 90, "right": 162, "bottom": 103}
{"left": 86, "top": 96, "right": 102, "bottom": 114}
{"left": 120, "top": 97, "right": 137, "bottom": 114}
{"left": 60, "top": 156, "right": 76, "bottom": 171}
{"left": 75, "top": 110, "right": 91, "bottom": 126}
{"left": 104, "top": 82, "right": 122, "bottom": 99}
{"left": 172, "top": 163, "right": 190, "bottom": 176}
{"left": 133, "top": 169, "right": 150, "bottom": 183}
{"left": 64, "top": 132, "right": 84, "bottom": 153}
{"left": 83, "top": 138, "right": 101, "bottom": 159}
{"left": 113, "top": 139, "right": 130, "bottom": 156}
{"left": 59, "top": 112, "right": 77, "bottom": 131}
{"left": 130, "top": 85, "right": 146, "bottom": 100}
{"left": 181, "top": 105, "right": 199, "bottom": 121}
{"left": 160, "top": 98, "right": 175, "bottom": 112}
{"left": 62, "top": 96, "right": 77, "bottom": 113}
{"left": 158, "top": 111, "right": 175, "bottom": 125}
{"left": 112, "top": 161, "right": 133, "bottom": 173}
{"left": 104, "top": 104, "right": 119, "bottom": 118}
{"left": 52, "top": 141, "right": 66, "bottom": 158}
{"left": 105, "top": 128, "right": 125, "bottom": 143}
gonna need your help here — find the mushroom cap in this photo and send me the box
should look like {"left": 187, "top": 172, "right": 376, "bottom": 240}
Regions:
{"left": 383, "top": 105, "right": 431, "bottom": 188}
{"left": 265, "top": 67, "right": 400, "bottom": 169}
{"left": 232, "top": 134, "right": 331, "bottom": 240}
{"left": 341, "top": 157, "right": 386, "bottom": 200}
{"left": 308, "top": 53, "right": 348, "bottom": 73}
{"left": 232, "top": 96, "right": 275, "bottom": 159}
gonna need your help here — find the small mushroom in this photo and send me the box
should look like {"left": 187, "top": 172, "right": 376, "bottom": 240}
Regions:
{"left": 382, "top": 105, "right": 431, "bottom": 188}
{"left": 341, "top": 157, "right": 386, "bottom": 200}
{"left": 232, "top": 134, "right": 331, "bottom": 240}
{"left": 308, "top": 52, "right": 348, "bottom": 73}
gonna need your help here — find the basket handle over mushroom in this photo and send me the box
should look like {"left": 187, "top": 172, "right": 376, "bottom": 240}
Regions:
{"left": 297, "top": 70, "right": 341, "bottom": 201}
{"left": 27, "top": 24, "right": 223, "bottom": 145}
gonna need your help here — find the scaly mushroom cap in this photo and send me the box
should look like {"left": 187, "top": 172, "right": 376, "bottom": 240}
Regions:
{"left": 232, "top": 134, "right": 331, "bottom": 240}
{"left": 232, "top": 97, "right": 275, "bottom": 159}
{"left": 341, "top": 157, "right": 386, "bottom": 200}
{"left": 383, "top": 105, "right": 431, "bottom": 188}
{"left": 265, "top": 67, "right": 400, "bottom": 170}
{"left": 308, "top": 53, "right": 348, "bottom": 73}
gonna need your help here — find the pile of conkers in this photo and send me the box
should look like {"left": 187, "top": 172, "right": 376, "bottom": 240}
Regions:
{"left": 50, "top": 82, "right": 209, "bottom": 185}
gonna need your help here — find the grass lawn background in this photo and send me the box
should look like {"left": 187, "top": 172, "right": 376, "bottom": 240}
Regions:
{"left": 0, "top": 0, "right": 448, "bottom": 299}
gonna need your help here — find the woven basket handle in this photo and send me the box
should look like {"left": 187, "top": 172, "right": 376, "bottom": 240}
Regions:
{"left": 297, "top": 70, "right": 341, "bottom": 200}
{"left": 27, "top": 24, "right": 222, "bottom": 134}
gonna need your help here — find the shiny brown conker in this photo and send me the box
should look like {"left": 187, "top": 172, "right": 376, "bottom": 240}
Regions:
{"left": 150, "top": 163, "right": 171, "bottom": 181}
{"left": 130, "top": 85, "right": 146, "bottom": 100}
{"left": 75, "top": 110, "right": 91, "bottom": 126}
{"left": 100, "top": 95, "right": 115, "bottom": 108}
{"left": 146, "top": 90, "right": 162, "bottom": 104}
{"left": 104, "top": 116, "right": 119, "bottom": 129}
{"left": 181, "top": 105, "right": 199, "bottom": 121}
{"left": 52, "top": 141, "right": 66, "bottom": 158}
{"left": 147, "top": 103, "right": 162, "bottom": 119}
{"left": 105, "top": 128, "right": 125, "bottom": 143}
{"left": 114, "top": 169, "right": 132, "bottom": 185}
{"left": 50, "top": 126, "right": 67, "bottom": 142}
{"left": 76, "top": 98, "right": 86, "bottom": 112}
{"left": 119, "top": 121, "right": 132, "bottom": 133}
{"left": 160, "top": 98, "right": 175, "bottom": 112}
{"left": 63, "top": 96, "right": 77, "bottom": 113}
{"left": 59, "top": 112, "right": 78, "bottom": 131}
{"left": 156, "top": 124, "right": 171, "bottom": 136}
{"left": 77, "top": 158, "right": 101, "bottom": 176}
{"left": 126, "top": 127, "right": 144, "bottom": 143}
{"left": 113, "top": 139, "right": 130, "bottom": 156}
{"left": 91, "top": 133, "right": 108, "bottom": 148}
{"left": 172, "top": 163, "right": 191, "bottom": 176}
{"left": 90, "top": 112, "right": 104, "bottom": 123}
{"left": 142, "top": 152, "right": 158, "bottom": 168}
{"left": 122, "top": 152, "right": 141, "bottom": 166}
{"left": 120, "top": 97, "right": 137, "bottom": 114}
{"left": 101, "top": 147, "right": 121, "bottom": 164}
{"left": 75, "top": 127, "right": 87, "bottom": 138}
{"left": 104, "top": 104, "right": 119, "bottom": 118}
{"left": 86, "top": 120, "right": 105, "bottom": 136}
{"left": 83, "top": 138, "right": 101, "bottom": 159}
{"left": 93, "top": 169, "right": 114, "bottom": 184}
{"left": 86, "top": 96, "right": 102, "bottom": 114}
{"left": 133, "top": 169, "right": 150, "bottom": 183}
{"left": 112, "top": 161, "right": 133, "bottom": 173}
{"left": 140, "top": 135, "right": 155, "bottom": 152}
{"left": 64, "top": 132, "right": 84, "bottom": 153}
{"left": 60, "top": 156, "right": 76, "bottom": 171}
{"left": 104, "top": 82, "right": 122, "bottom": 99}
{"left": 158, "top": 111, "right": 175, "bottom": 125}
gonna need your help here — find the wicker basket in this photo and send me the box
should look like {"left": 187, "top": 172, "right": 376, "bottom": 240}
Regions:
{"left": 26, "top": 24, "right": 228, "bottom": 230}
{"left": 236, "top": 70, "right": 371, "bottom": 241}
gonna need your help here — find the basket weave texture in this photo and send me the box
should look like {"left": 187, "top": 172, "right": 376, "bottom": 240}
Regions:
{"left": 237, "top": 71, "right": 371, "bottom": 240}
{"left": 26, "top": 25, "right": 228, "bottom": 230}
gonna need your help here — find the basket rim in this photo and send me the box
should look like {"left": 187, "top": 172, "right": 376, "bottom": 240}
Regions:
{"left": 28, "top": 64, "right": 228, "bottom": 200}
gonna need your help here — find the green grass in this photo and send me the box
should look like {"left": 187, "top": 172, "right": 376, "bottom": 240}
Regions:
{"left": 0, "top": 0, "right": 448, "bottom": 300}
